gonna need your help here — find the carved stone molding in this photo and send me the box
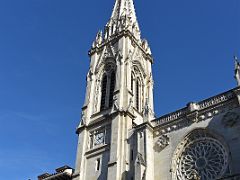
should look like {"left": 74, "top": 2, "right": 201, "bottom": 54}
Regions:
{"left": 187, "top": 111, "right": 199, "bottom": 123}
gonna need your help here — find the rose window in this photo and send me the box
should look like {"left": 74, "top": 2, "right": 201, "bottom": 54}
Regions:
{"left": 173, "top": 129, "right": 229, "bottom": 180}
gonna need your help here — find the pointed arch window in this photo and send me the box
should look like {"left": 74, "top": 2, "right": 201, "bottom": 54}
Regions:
{"left": 100, "top": 74, "right": 108, "bottom": 111}
{"left": 100, "top": 70, "right": 116, "bottom": 111}
{"left": 131, "top": 69, "right": 142, "bottom": 113}
{"left": 109, "top": 71, "right": 116, "bottom": 107}
{"left": 131, "top": 73, "right": 134, "bottom": 92}
{"left": 136, "top": 78, "right": 140, "bottom": 111}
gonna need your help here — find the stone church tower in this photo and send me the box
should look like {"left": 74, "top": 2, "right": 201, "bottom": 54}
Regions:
{"left": 73, "top": 0, "right": 155, "bottom": 179}
{"left": 70, "top": 0, "right": 240, "bottom": 180}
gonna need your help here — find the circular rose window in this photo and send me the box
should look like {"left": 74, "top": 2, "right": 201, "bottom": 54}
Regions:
{"left": 173, "top": 129, "right": 229, "bottom": 180}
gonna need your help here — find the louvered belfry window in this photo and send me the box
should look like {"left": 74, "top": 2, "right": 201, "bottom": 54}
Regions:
{"left": 100, "top": 74, "right": 107, "bottom": 111}
{"left": 100, "top": 69, "right": 116, "bottom": 111}
{"left": 136, "top": 79, "right": 140, "bottom": 111}
{"left": 131, "top": 73, "right": 134, "bottom": 92}
{"left": 109, "top": 71, "right": 116, "bottom": 107}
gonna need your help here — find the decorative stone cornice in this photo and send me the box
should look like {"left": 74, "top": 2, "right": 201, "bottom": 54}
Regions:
{"left": 152, "top": 87, "right": 240, "bottom": 136}
{"left": 134, "top": 121, "right": 154, "bottom": 133}
{"left": 153, "top": 87, "right": 238, "bottom": 127}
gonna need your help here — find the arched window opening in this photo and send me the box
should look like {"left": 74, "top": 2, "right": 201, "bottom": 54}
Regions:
{"left": 136, "top": 79, "right": 140, "bottom": 111}
{"left": 99, "top": 69, "right": 116, "bottom": 111}
{"left": 109, "top": 71, "right": 116, "bottom": 107}
{"left": 100, "top": 75, "right": 107, "bottom": 110}
{"left": 131, "top": 73, "right": 134, "bottom": 92}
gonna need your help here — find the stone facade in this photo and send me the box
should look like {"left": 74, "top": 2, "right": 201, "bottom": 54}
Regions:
{"left": 71, "top": 0, "right": 240, "bottom": 180}
{"left": 152, "top": 88, "right": 240, "bottom": 180}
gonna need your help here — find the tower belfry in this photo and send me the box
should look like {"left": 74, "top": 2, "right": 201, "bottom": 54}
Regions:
{"left": 73, "top": 0, "right": 155, "bottom": 179}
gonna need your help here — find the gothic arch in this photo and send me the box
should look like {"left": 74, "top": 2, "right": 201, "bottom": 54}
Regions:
{"left": 171, "top": 128, "right": 231, "bottom": 180}
{"left": 132, "top": 60, "right": 146, "bottom": 79}
{"left": 95, "top": 44, "right": 116, "bottom": 72}
{"left": 94, "top": 60, "right": 116, "bottom": 113}
{"left": 95, "top": 57, "right": 116, "bottom": 75}
{"left": 131, "top": 64, "right": 145, "bottom": 112}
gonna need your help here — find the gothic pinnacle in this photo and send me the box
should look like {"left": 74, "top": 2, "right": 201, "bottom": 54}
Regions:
{"left": 104, "top": 0, "right": 141, "bottom": 40}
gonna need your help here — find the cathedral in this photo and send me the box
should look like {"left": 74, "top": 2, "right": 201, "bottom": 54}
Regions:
{"left": 38, "top": 0, "right": 240, "bottom": 179}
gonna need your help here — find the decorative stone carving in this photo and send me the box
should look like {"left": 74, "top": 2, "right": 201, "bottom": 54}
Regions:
{"left": 87, "top": 70, "right": 93, "bottom": 82}
{"left": 126, "top": 97, "right": 134, "bottom": 112}
{"left": 198, "top": 92, "right": 234, "bottom": 110}
{"left": 143, "top": 100, "right": 153, "bottom": 121}
{"left": 154, "top": 107, "right": 188, "bottom": 125}
{"left": 234, "top": 56, "right": 240, "bottom": 86}
{"left": 187, "top": 111, "right": 199, "bottom": 123}
{"left": 141, "top": 39, "right": 151, "bottom": 55}
{"left": 135, "top": 153, "right": 146, "bottom": 180}
{"left": 136, "top": 153, "right": 146, "bottom": 166}
{"left": 222, "top": 112, "right": 239, "bottom": 128}
{"left": 96, "top": 31, "right": 103, "bottom": 45}
{"left": 172, "top": 129, "right": 229, "bottom": 180}
{"left": 113, "top": 95, "right": 119, "bottom": 111}
{"left": 154, "top": 135, "right": 170, "bottom": 152}
{"left": 116, "top": 50, "right": 123, "bottom": 64}
{"left": 187, "top": 102, "right": 199, "bottom": 112}
{"left": 91, "top": 31, "right": 102, "bottom": 48}
{"left": 80, "top": 111, "right": 86, "bottom": 126}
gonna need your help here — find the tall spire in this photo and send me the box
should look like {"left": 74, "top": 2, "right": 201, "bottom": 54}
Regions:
{"left": 104, "top": 0, "right": 141, "bottom": 40}
{"left": 111, "top": 0, "right": 139, "bottom": 27}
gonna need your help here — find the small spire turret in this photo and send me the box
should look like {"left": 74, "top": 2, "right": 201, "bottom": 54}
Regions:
{"left": 234, "top": 55, "right": 240, "bottom": 86}
{"left": 92, "top": 30, "right": 103, "bottom": 48}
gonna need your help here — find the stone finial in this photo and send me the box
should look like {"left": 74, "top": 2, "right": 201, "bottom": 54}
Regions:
{"left": 143, "top": 98, "right": 154, "bottom": 121}
{"left": 142, "top": 39, "right": 152, "bottom": 55}
{"left": 187, "top": 102, "right": 199, "bottom": 112}
{"left": 92, "top": 30, "right": 103, "bottom": 48}
{"left": 234, "top": 56, "right": 240, "bottom": 86}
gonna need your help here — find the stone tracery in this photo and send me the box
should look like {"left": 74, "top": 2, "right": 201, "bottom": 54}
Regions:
{"left": 173, "top": 129, "right": 229, "bottom": 180}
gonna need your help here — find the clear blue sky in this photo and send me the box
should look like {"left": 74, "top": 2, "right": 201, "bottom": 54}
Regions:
{"left": 0, "top": 0, "right": 239, "bottom": 179}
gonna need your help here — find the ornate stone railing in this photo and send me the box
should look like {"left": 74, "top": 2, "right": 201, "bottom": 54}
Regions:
{"left": 198, "top": 91, "right": 234, "bottom": 110}
{"left": 153, "top": 88, "right": 237, "bottom": 126}
{"left": 154, "top": 107, "right": 188, "bottom": 125}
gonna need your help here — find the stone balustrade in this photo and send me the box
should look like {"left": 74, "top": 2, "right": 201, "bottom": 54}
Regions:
{"left": 153, "top": 88, "right": 238, "bottom": 126}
